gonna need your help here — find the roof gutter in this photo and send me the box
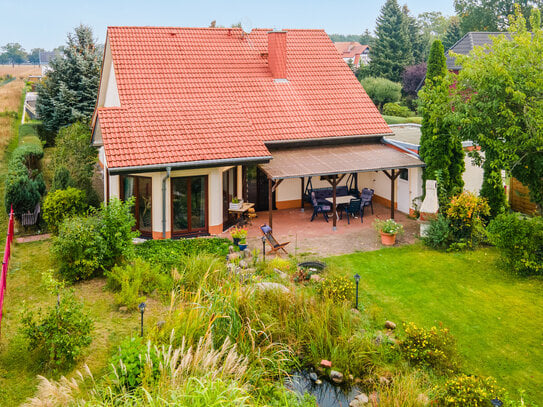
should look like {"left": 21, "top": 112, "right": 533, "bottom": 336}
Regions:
{"left": 108, "top": 155, "right": 273, "bottom": 175}
{"left": 382, "top": 138, "right": 423, "bottom": 160}
{"left": 264, "top": 133, "right": 394, "bottom": 148}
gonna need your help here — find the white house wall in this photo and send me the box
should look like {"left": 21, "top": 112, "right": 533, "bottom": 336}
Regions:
{"left": 463, "top": 153, "right": 484, "bottom": 193}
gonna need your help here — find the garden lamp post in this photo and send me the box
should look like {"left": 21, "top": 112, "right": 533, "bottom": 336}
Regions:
{"left": 262, "top": 236, "right": 266, "bottom": 262}
{"left": 354, "top": 274, "right": 360, "bottom": 309}
{"left": 138, "top": 302, "right": 146, "bottom": 337}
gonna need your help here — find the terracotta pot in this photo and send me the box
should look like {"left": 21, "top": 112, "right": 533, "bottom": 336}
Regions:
{"left": 380, "top": 231, "right": 397, "bottom": 246}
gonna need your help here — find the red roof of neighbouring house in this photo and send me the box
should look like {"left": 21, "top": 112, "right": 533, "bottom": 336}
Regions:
{"left": 95, "top": 27, "right": 390, "bottom": 169}
{"left": 334, "top": 41, "right": 370, "bottom": 67}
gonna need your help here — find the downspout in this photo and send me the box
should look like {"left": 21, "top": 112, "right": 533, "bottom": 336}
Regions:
{"left": 162, "top": 167, "right": 171, "bottom": 238}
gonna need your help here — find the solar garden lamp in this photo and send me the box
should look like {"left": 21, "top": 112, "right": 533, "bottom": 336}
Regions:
{"left": 354, "top": 274, "right": 361, "bottom": 309}
{"left": 138, "top": 302, "right": 146, "bottom": 337}
{"left": 261, "top": 236, "right": 266, "bottom": 262}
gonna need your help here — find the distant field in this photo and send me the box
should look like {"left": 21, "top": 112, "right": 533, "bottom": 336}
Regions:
{"left": 0, "top": 65, "right": 41, "bottom": 79}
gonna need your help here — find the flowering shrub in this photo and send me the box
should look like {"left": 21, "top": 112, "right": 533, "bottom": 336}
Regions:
{"left": 230, "top": 226, "right": 248, "bottom": 240}
{"left": 316, "top": 276, "right": 355, "bottom": 303}
{"left": 445, "top": 192, "right": 490, "bottom": 250}
{"left": 436, "top": 374, "right": 505, "bottom": 406}
{"left": 400, "top": 322, "right": 459, "bottom": 373}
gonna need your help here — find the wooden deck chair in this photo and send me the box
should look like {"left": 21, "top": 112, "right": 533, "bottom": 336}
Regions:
{"left": 260, "top": 224, "right": 289, "bottom": 255}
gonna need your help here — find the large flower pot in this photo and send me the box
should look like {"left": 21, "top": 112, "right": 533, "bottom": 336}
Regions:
{"left": 232, "top": 237, "right": 240, "bottom": 246}
{"left": 380, "top": 231, "right": 397, "bottom": 246}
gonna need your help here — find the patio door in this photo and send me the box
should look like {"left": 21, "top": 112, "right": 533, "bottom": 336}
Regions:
{"left": 171, "top": 176, "right": 208, "bottom": 236}
{"left": 121, "top": 176, "right": 152, "bottom": 237}
{"left": 397, "top": 169, "right": 410, "bottom": 214}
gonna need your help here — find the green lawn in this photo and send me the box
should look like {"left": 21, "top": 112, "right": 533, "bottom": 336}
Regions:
{"left": 327, "top": 244, "right": 543, "bottom": 403}
{"left": 383, "top": 115, "right": 422, "bottom": 125}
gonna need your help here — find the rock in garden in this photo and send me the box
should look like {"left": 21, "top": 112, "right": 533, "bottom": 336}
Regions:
{"left": 156, "top": 320, "right": 165, "bottom": 330}
{"left": 320, "top": 359, "right": 332, "bottom": 368}
{"left": 309, "top": 372, "right": 318, "bottom": 382}
{"left": 118, "top": 306, "right": 128, "bottom": 313}
{"left": 379, "top": 376, "right": 390, "bottom": 385}
{"left": 243, "top": 248, "right": 252, "bottom": 258}
{"left": 227, "top": 252, "right": 240, "bottom": 262}
{"left": 349, "top": 393, "right": 369, "bottom": 407}
{"left": 309, "top": 274, "right": 324, "bottom": 282}
{"left": 384, "top": 320, "right": 396, "bottom": 330}
{"left": 254, "top": 282, "right": 289, "bottom": 294}
{"left": 274, "top": 268, "right": 288, "bottom": 280}
{"left": 330, "top": 370, "right": 344, "bottom": 384}
{"left": 239, "top": 259, "right": 249, "bottom": 269}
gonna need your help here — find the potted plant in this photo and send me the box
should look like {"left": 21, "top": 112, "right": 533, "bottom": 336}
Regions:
{"left": 229, "top": 197, "right": 243, "bottom": 210}
{"left": 374, "top": 218, "right": 404, "bottom": 246}
{"left": 230, "top": 226, "right": 248, "bottom": 247}
{"left": 238, "top": 237, "right": 248, "bottom": 251}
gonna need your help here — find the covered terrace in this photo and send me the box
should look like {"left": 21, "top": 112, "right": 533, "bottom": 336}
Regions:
{"left": 258, "top": 141, "right": 425, "bottom": 231}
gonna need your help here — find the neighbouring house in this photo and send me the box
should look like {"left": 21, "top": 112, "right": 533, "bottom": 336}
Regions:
{"left": 91, "top": 27, "right": 424, "bottom": 238}
{"left": 38, "top": 50, "right": 58, "bottom": 75}
{"left": 446, "top": 31, "right": 512, "bottom": 73}
{"left": 334, "top": 41, "right": 370, "bottom": 66}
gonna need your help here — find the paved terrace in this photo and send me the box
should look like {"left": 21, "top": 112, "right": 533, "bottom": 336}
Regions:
{"left": 221, "top": 202, "right": 419, "bottom": 257}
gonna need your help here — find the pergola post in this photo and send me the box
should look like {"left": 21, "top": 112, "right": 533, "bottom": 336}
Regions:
{"left": 300, "top": 177, "right": 305, "bottom": 212}
{"left": 324, "top": 174, "right": 345, "bottom": 231}
{"left": 268, "top": 177, "right": 273, "bottom": 227}
{"left": 383, "top": 169, "right": 401, "bottom": 220}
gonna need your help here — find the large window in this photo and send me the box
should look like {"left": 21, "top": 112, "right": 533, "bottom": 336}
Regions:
{"left": 171, "top": 176, "right": 207, "bottom": 235}
{"left": 121, "top": 176, "right": 152, "bottom": 235}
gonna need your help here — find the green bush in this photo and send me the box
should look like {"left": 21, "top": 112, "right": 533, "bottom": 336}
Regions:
{"left": 436, "top": 374, "right": 505, "bottom": 406}
{"left": 400, "top": 322, "right": 459, "bottom": 373}
{"left": 20, "top": 291, "right": 93, "bottom": 371}
{"left": 4, "top": 143, "right": 45, "bottom": 216}
{"left": 51, "top": 166, "right": 74, "bottom": 191}
{"left": 487, "top": 213, "right": 543, "bottom": 276}
{"left": 422, "top": 214, "right": 452, "bottom": 250}
{"left": 360, "top": 77, "right": 402, "bottom": 110}
{"left": 110, "top": 336, "right": 160, "bottom": 389}
{"left": 19, "top": 122, "right": 54, "bottom": 145}
{"left": 135, "top": 238, "right": 231, "bottom": 273}
{"left": 98, "top": 198, "right": 139, "bottom": 270}
{"left": 52, "top": 215, "right": 104, "bottom": 282}
{"left": 105, "top": 258, "right": 171, "bottom": 309}
{"left": 42, "top": 187, "right": 87, "bottom": 234}
{"left": 445, "top": 192, "right": 490, "bottom": 250}
{"left": 382, "top": 102, "right": 413, "bottom": 117}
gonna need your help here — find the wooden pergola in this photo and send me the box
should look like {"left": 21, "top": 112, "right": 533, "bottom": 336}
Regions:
{"left": 259, "top": 142, "right": 424, "bottom": 230}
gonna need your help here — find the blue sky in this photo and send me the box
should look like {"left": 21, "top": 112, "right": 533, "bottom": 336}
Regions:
{"left": 1, "top": 0, "right": 454, "bottom": 50}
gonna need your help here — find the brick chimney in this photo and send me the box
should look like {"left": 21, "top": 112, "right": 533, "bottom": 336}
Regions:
{"left": 268, "top": 29, "right": 287, "bottom": 80}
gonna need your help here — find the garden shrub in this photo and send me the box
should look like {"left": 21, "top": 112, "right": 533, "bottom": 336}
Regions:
{"left": 52, "top": 215, "right": 104, "bottom": 282}
{"left": 400, "top": 322, "right": 459, "bottom": 373}
{"left": 135, "top": 238, "right": 231, "bottom": 272}
{"left": 105, "top": 258, "right": 171, "bottom": 309}
{"left": 51, "top": 166, "right": 74, "bottom": 191}
{"left": 360, "top": 77, "right": 402, "bottom": 110}
{"left": 42, "top": 187, "right": 87, "bottom": 234}
{"left": 422, "top": 214, "right": 452, "bottom": 250}
{"left": 20, "top": 290, "right": 93, "bottom": 371}
{"left": 52, "top": 198, "right": 137, "bottom": 283}
{"left": 4, "top": 143, "right": 45, "bottom": 216}
{"left": 98, "top": 198, "right": 138, "bottom": 270}
{"left": 315, "top": 276, "right": 355, "bottom": 303}
{"left": 110, "top": 336, "right": 160, "bottom": 389}
{"left": 382, "top": 102, "right": 413, "bottom": 117}
{"left": 436, "top": 374, "right": 505, "bottom": 406}
{"left": 445, "top": 192, "right": 490, "bottom": 250}
{"left": 487, "top": 213, "right": 543, "bottom": 276}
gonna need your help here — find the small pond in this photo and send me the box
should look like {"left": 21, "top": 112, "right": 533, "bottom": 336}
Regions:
{"left": 286, "top": 370, "right": 362, "bottom": 407}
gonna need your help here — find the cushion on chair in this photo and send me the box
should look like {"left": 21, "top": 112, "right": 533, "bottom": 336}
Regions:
{"left": 261, "top": 225, "right": 272, "bottom": 234}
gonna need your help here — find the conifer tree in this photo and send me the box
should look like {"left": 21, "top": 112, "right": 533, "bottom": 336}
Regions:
{"left": 402, "top": 5, "right": 426, "bottom": 64}
{"left": 419, "top": 40, "right": 465, "bottom": 203}
{"left": 37, "top": 25, "right": 102, "bottom": 133}
{"left": 369, "top": 0, "right": 413, "bottom": 82}
{"left": 442, "top": 20, "right": 463, "bottom": 50}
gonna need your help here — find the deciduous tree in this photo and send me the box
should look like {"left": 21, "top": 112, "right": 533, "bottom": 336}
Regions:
{"left": 452, "top": 8, "right": 543, "bottom": 212}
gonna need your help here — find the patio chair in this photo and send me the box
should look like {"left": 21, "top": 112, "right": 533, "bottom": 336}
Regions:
{"left": 343, "top": 198, "right": 362, "bottom": 224}
{"left": 360, "top": 188, "right": 374, "bottom": 216}
{"left": 310, "top": 192, "right": 331, "bottom": 222}
{"left": 260, "top": 224, "right": 289, "bottom": 255}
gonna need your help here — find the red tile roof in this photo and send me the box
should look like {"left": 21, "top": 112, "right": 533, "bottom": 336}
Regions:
{"left": 96, "top": 27, "right": 390, "bottom": 169}
{"left": 334, "top": 41, "right": 370, "bottom": 58}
